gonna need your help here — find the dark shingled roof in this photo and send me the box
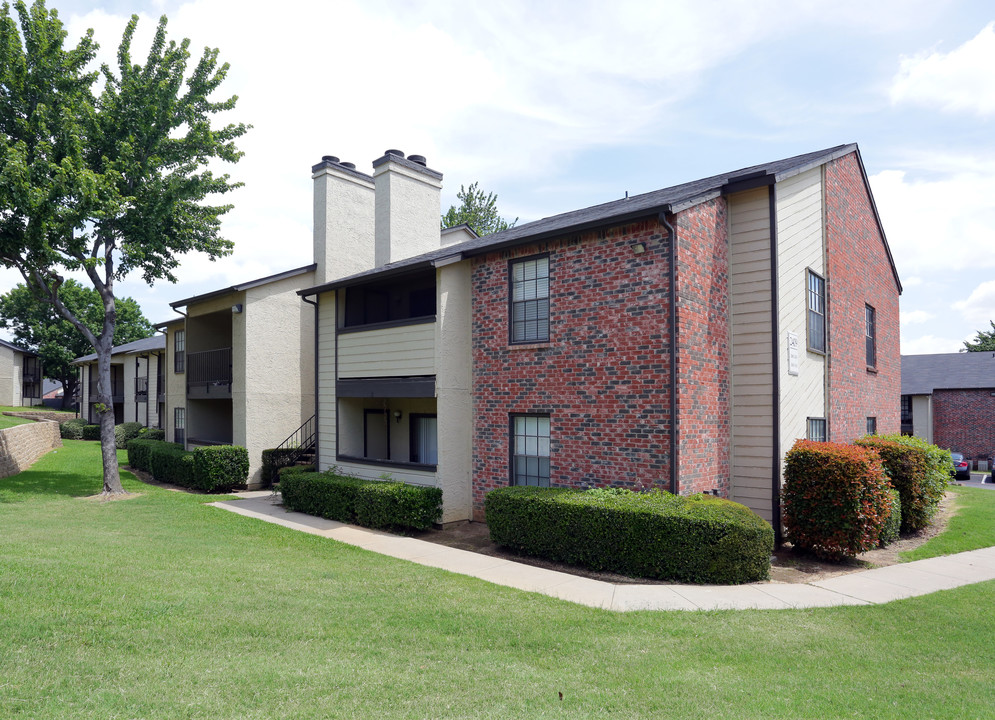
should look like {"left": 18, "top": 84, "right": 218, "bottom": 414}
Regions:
{"left": 300, "top": 143, "right": 900, "bottom": 296}
{"left": 73, "top": 335, "right": 165, "bottom": 364}
{"left": 0, "top": 338, "right": 36, "bottom": 356}
{"left": 902, "top": 352, "right": 995, "bottom": 395}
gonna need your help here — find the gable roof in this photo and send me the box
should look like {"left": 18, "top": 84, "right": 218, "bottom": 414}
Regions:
{"left": 73, "top": 335, "right": 166, "bottom": 364}
{"left": 171, "top": 264, "right": 317, "bottom": 309}
{"left": 300, "top": 143, "right": 900, "bottom": 296}
{"left": 902, "top": 352, "right": 995, "bottom": 395}
{"left": 0, "top": 338, "right": 37, "bottom": 356}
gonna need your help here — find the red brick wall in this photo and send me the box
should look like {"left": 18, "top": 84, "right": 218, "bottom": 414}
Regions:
{"left": 674, "top": 199, "right": 730, "bottom": 494}
{"left": 932, "top": 388, "right": 995, "bottom": 462}
{"left": 824, "top": 153, "right": 901, "bottom": 442}
{"left": 471, "top": 219, "right": 674, "bottom": 519}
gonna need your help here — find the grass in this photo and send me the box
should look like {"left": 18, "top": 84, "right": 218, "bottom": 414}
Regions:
{"left": 0, "top": 405, "right": 76, "bottom": 430}
{"left": 1, "top": 441, "right": 993, "bottom": 719}
{"left": 902, "top": 484, "right": 995, "bottom": 561}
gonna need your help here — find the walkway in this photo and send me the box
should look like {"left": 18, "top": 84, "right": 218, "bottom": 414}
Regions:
{"left": 211, "top": 492, "right": 995, "bottom": 612}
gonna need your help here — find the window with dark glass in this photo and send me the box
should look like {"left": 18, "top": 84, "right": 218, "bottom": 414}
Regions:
{"left": 865, "top": 304, "right": 876, "bottom": 368}
{"left": 174, "top": 330, "right": 185, "bottom": 373}
{"left": 807, "top": 417, "right": 827, "bottom": 443}
{"left": 511, "top": 256, "right": 549, "bottom": 343}
{"left": 866, "top": 416, "right": 877, "bottom": 435}
{"left": 174, "top": 407, "right": 185, "bottom": 445}
{"left": 343, "top": 271, "right": 436, "bottom": 328}
{"left": 511, "top": 414, "right": 550, "bottom": 486}
{"left": 901, "top": 395, "right": 912, "bottom": 426}
{"left": 807, "top": 271, "right": 826, "bottom": 353}
{"left": 409, "top": 414, "right": 438, "bottom": 465}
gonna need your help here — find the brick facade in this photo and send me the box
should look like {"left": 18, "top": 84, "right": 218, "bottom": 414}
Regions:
{"left": 471, "top": 218, "right": 674, "bottom": 518}
{"left": 932, "top": 388, "right": 995, "bottom": 462}
{"left": 824, "top": 154, "right": 901, "bottom": 442}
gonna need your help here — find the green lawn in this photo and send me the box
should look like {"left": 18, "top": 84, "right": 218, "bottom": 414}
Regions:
{"left": 902, "top": 484, "right": 995, "bottom": 560}
{"left": 1, "top": 441, "right": 993, "bottom": 719}
{"left": 0, "top": 405, "right": 75, "bottom": 430}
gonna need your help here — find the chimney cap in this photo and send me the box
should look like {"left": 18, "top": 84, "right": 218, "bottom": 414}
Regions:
{"left": 408, "top": 154, "right": 427, "bottom": 166}
{"left": 385, "top": 149, "right": 405, "bottom": 158}
{"left": 321, "top": 155, "right": 340, "bottom": 163}
{"left": 341, "top": 162, "right": 356, "bottom": 169}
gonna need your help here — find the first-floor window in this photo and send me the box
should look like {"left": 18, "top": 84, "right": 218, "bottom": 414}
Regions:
{"left": 807, "top": 417, "right": 827, "bottom": 443}
{"left": 409, "top": 414, "right": 438, "bottom": 465}
{"left": 174, "top": 407, "right": 185, "bottom": 445}
{"left": 866, "top": 417, "right": 877, "bottom": 435}
{"left": 511, "top": 414, "right": 550, "bottom": 487}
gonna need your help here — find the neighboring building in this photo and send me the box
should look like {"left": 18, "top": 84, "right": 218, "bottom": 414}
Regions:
{"left": 299, "top": 144, "right": 902, "bottom": 527}
{"left": 901, "top": 352, "right": 995, "bottom": 465}
{"left": 75, "top": 336, "right": 166, "bottom": 426}
{"left": 158, "top": 265, "right": 319, "bottom": 488}
{"left": 0, "top": 338, "right": 42, "bottom": 407}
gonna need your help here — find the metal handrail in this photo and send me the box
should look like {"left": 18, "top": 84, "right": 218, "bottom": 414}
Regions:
{"left": 276, "top": 415, "right": 316, "bottom": 466}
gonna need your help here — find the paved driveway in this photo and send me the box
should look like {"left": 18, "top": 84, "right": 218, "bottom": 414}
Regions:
{"left": 952, "top": 474, "right": 995, "bottom": 490}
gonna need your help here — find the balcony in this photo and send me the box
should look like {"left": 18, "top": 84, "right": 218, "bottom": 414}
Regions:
{"left": 187, "top": 347, "right": 233, "bottom": 399}
{"left": 135, "top": 377, "right": 149, "bottom": 402}
{"left": 87, "top": 380, "right": 124, "bottom": 404}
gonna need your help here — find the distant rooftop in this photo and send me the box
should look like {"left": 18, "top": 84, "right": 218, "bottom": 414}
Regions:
{"left": 73, "top": 335, "right": 165, "bottom": 364}
{"left": 901, "top": 352, "right": 995, "bottom": 395}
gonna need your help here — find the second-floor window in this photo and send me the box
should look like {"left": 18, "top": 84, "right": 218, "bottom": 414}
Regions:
{"left": 174, "top": 330, "right": 185, "bottom": 373}
{"left": 510, "top": 256, "right": 549, "bottom": 343}
{"left": 807, "top": 270, "right": 826, "bottom": 353}
{"left": 865, "top": 304, "right": 877, "bottom": 369}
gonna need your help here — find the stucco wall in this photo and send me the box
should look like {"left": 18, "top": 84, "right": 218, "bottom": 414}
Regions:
{"left": 0, "top": 419, "right": 62, "bottom": 479}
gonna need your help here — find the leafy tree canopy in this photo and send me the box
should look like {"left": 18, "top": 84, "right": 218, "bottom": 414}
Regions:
{"left": 0, "top": 1, "right": 247, "bottom": 492}
{"left": 441, "top": 181, "right": 517, "bottom": 237}
{"left": 963, "top": 321, "right": 995, "bottom": 352}
{"left": 0, "top": 281, "right": 153, "bottom": 408}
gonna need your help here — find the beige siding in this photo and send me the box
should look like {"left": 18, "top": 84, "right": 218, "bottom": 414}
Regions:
{"left": 316, "top": 291, "right": 337, "bottom": 469}
{"left": 776, "top": 167, "right": 826, "bottom": 463}
{"left": 728, "top": 187, "right": 775, "bottom": 521}
{"left": 337, "top": 322, "right": 435, "bottom": 378}
{"left": 163, "top": 323, "right": 187, "bottom": 444}
{"left": 912, "top": 394, "right": 933, "bottom": 443}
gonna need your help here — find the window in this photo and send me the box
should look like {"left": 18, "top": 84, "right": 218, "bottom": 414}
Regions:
{"left": 342, "top": 271, "right": 436, "bottom": 328}
{"left": 807, "top": 271, "right": 826, "bottom": 353}
{"left": 409, "top": 414, "right": 438, "bottom": 465}
{"left": 510, "top": 256, "right": 550, "bottom": 343}
{"left": 807, "top": 417, "right": 827, "bottom": 443}
{"left": 865, "top": 304, "right": 876, "bottom": 369}
{"left": 511, "top": 414, "right": 550, "bottom": 486}
{"left": 174, "top": 330, "right": 185, "bottom": 373}
{"left": 866, "top": 417, "right": 877, "bottom": 435}
{"left": 901, "top": 395, "right": 912, "bottom": 426}
{"left": 174, "top": 407, "right": 185, "bottom": 445}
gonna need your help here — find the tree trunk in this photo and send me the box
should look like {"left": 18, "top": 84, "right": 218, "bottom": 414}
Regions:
{"left": 60, "top": 375, "right": 78, "bottom": 411}
{"left": 95, "top": 334, "right": 124, "bottom": 494}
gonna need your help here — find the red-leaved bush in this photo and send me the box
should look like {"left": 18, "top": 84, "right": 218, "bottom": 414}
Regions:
{"left": 782, "top": 439, "right": 893, "bottom": 560}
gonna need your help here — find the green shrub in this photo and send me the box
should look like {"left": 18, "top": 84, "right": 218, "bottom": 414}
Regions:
{"left": 276, "top": 464, "right": 314, "bottom": 483}
{"left": 782, "top": 440, "right": 893, "bottom": 560}
{"left": 126, "top": 438, "right": 161, "bottom": 472}
{"left": 261, "top": 448, "right": 300, "bottom": 485}
{"left": 59, "top": 418, "right": 87, "bottom": 440}
{"left": 855, "top": 434, "right": 949, "bottom": 533}
{"left": 149, "top": 443, "right": 195, "bottom": 486}
{"left": 485, "top": 486, "right": 773, "bottom": 584}
{"left": 355, "top": 482, "right": 443, "bottom": 532}
{"left": 81, "top": 424, "right": 101, "bottom": 441}
{"left": 280, "top": 472, "right": 443, "bottom": 531}
{"left": 137, "top": 426, "right": 166, "bottom": 441}
{"left": 191, "top": 445, "right": 249, "bottom": 493}
{"left": 879, "top": 488, "right": 902, "bottom": 547}
{"left": 114, "top": 422, "right": 145, "bottom": 447}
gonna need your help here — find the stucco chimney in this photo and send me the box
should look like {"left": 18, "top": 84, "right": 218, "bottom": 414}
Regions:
{"left": 312, "top": 156, "right": 375, "bottom": 285}
{"left": 372, "top": 149, "right": 443, "bottom": 266}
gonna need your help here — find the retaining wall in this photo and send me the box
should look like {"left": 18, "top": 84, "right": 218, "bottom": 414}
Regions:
{"left": 0, "top": 419, "right": 63, "bottom": 479}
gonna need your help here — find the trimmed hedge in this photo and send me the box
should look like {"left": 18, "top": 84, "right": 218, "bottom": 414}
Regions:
{"left": 261, "top": 448, "right": 299, "bottom": 486}
{"left": 81, "top": 424, "right": 101, "bottom": 441}
{"left": 114, "top": 422, "right": 144, "bottom": 447}
{"left": 138, "top": 427, "right": 166, "bottom": 441}
{"left": 855, "top": 434, "right": 949, "bottom": 533}
{"left": 782, "top": 440, "right": 893, "bottom": 560}
{"left": 280, "top": 471, "right": 443, "bottom": 532}
{"left": 879, "top": 488, "right": 902, "bottom": 547}
{"left": 125, "top": 439, "right": 248, "bottom": 493}
{"left": 60, "top": 418, "right": 87, "bottom": 440}
{"left": 485, "top": 486, "right": 774, "bottom": 584}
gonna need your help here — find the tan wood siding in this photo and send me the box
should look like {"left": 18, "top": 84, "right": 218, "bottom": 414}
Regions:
{"left": 337, "top": 322, "right": 435, "bottom": 378}
{"left": 316, "top": 291, "right": 337, "bottom": 469}
{"left": 728, "top": 187, "right": 775, "bottom": 522}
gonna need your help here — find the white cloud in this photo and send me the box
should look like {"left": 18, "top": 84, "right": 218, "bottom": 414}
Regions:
{"left": 901, "top": 309, "right": 934, "bottom": 326}
{"left": 890, "top": 22, "right": 995, "bottom": 115}
{"left": 953, "top": 280, "right": 995, "bottom": 327}
{"left": 901, "top": 334, "right": 966, "bottom": 355}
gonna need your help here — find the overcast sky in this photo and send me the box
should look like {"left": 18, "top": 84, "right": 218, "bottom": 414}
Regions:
{"left": 2, "top": 0, "right": 994, "bottom": 355}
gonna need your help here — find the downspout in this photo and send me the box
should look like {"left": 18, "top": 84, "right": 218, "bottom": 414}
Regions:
{"left": 768, "top": 184, "right": 783, "bottom": 543}
{"left": 302, "top": 294, "right": 319, "bottom": 467}
{"left": 135, "top": 356, "right": 140, "bottom": 424}
{"left": 659, "top": 210, "right": 679, "bottom": 495}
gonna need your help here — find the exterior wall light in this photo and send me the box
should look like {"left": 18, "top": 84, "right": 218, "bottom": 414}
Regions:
{"left": 632, "top": 242, "right": 646, "bottom": 255}
{"left": 393, "top": 410, "right": 402, "bottom": 423}
{"left": 231, "top": 304, "right": 243, "bottom": 314}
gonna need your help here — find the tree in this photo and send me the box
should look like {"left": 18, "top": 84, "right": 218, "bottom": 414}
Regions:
{"left": 0, "top": 281, "right": 154, "bottom": 409}
{"left": 441, "top": 181, "right": 517, "bottom": 236}
{"left": 0, "top": 1, "right": 246, "bottom": 494}
{"left": 963, "top": 321, "right": 995, "bottom": 352}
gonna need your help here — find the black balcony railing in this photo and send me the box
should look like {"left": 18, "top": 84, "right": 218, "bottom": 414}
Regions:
{"left": 187, "top": 347, "right": 233, "bottom": 395}
{"left": 87, "top": 379, "right": 124, "bottom": 403}
{"left": 135, "top": 377, "right": 149, "bottom": 401}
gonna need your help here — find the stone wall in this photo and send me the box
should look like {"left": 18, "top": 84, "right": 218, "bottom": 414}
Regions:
{"left": 0, "top": 419, "right": 63, "bottom": 479}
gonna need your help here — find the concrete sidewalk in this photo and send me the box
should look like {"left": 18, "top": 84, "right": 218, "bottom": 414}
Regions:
{"left": 211, "top": 492, "right": 995, "bottom": 612}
